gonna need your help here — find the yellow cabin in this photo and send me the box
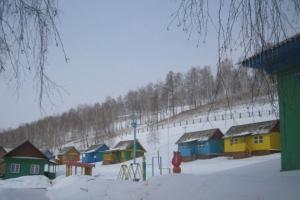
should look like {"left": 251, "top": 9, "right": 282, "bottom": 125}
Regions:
{"left": 224, "top": 120, "right": 280, "bottom": 158}
{"left": 103, "top": 140, "right": 146, "bottom": 165}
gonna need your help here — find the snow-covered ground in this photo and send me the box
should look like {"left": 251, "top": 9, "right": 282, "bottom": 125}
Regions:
{"left": 1, "top": 102, "right": 299, "bottom": 200}
{"left": 0, "top": 154, "right": 300, "bottom": 200}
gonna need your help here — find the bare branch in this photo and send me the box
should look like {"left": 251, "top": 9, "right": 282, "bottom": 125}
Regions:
{"left": 0, "top": 0, "right": 67, "bottom": 108}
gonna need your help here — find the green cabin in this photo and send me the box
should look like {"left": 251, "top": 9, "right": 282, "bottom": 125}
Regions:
{"left": 241, "top": 33, "right": 300, "bottom": 170}
{"left": 2, "top": 140, "right": 56, "bottom": 179}
{"left": 103, "top": 140, "right": 146, "bottom": 165}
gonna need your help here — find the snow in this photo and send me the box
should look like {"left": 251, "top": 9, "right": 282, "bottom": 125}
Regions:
{"left": 2, "top": 154, "right": 299, "bottom": 200}
{"left": 179, "top": 136, "right": 210, "bottom": 143}
{"left": 0, "top": 175, "right": 51, "bottom": 189}
{"left": 178, "top": 138, "right": 198, "bottom": 143}
{"left": 181, "top": 153, "right": 280, "bottom": 175}
{"left": 251, "top": 129, "right": 273, "bottom": 135}
{"left": 1, "top": 102, "right": 299, "bottom": 200}
{"left": 84, "top": 149, "right": 97, "bottom": 154}
{"left": 196, "top": 136, "right": 209, "bottom": 142}
{"left": 223, "top": 131, "right": 252, "bottom": 138}
{"left": 11, "top": 156, "right": 46, "bottom": 160}
{"left": 44, "top": 155, "right": 300, "bottom": 200}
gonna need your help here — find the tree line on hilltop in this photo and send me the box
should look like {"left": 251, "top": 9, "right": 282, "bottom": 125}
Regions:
{"left": 0, "top": 59, "right": 276, "bottom": 150}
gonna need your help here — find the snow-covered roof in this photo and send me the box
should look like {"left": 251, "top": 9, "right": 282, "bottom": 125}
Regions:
{"left": 104, "top": 148, "right": 122, "bottom": 153}
{"left": 224, "top": 120, "right": 279, "bottom": 138}
{"left": 84, "top": 144, "right": 107, "bottom": 153}
{"left": 11, "top": 156, "right": 45, "bottom": 160}
{"left": 176, "top": 128, "right": 223, "bottom": 144}
{"left": 223, "top": 132, "right": 252, "bottom": 138}
{"left": 4, "top": 148, "right": 12, "bottom": 152}
{"left": 112, "top": 140, "right": 146, "bottom": 152}
{"left": 0, "top": 146, "right": 7, "bottom": 158}
{"left": 115, "top": 141, "right": 132, "bottom": 150}
{"left": 58, "top": 146, "right": 79, "bottom": 155}
{"left": 42, "top": 149, "right": 55, "bottom": 159}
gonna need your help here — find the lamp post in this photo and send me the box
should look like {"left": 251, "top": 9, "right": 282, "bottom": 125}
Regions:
{"left": 167, "top": 93, "right": 170, "bottom": 168}
{"left": 162, "top": 85, "right": 172, "bottom": 169}
{"left": 130, "top": 114, "right": 138, "bottom": 164}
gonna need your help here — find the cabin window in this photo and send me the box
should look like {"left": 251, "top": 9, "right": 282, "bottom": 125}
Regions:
{"left": 181, "top": 144, "right": 188, "bottom": 148}
{"left": 30, "top": 164, "right": 40, "bottom": 174}
{"left": 254, "top": 135, "right": 263, "bottom": 144}
{"left": 198, "top": 143, "right": 205, "bottom": 149}
{"left": 10, "top": 163, "right": 20, "bottom": 173}
{"left": 230, "top": 138, "right": 238, "bottom": 145}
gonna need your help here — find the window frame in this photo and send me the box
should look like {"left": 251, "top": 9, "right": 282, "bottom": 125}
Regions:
{"left": 230, "top": 138, "right": 238, "bottom": 145}
{"left": 30, "top": 164, "right": 40, "bottom": 175}
{"left": 253, "top": 135, "right": 264, "bottom": 144}
{"left": 198, "top": 143, "right": 205, "bottom": 149}
{"left": 10, "top": 163, "right": 20, "bottom": 174}
{"left": 69, "top": 155, "right": 74, "bottom": 161}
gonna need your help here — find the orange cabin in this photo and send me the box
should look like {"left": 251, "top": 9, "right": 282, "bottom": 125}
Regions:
{"left": 57, "top": 146, "right": 80, "bottom": 165}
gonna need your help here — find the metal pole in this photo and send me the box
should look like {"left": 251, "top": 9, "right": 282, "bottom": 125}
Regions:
{"left": 157, "top": 151, "right": 160, "bottom": 166}
{"left": 167, "top": 93, "right": 170, "bottom": 168}
{"left": 152, "top": 157, "right": 154, "bottom": 177}
{"left": 142, "top": 156, "right": 146, "bottom": 181}
{"left": 132, "top": 119, "right": 137, "bottom": 164}
{"left": 159, "top": 156, "right": 162, "bottom": 175}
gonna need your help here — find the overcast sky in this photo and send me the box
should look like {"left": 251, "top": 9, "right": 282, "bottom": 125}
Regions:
{"left": 0, "top": 0, "right": 223, "bottom": 129}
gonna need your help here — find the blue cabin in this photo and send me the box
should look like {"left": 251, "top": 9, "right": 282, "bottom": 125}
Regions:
{"left": 82, "top": 144, "right": 109, "bottom": 163}
{"left": 176, "top": 128, "right": 224, "bottom": 161}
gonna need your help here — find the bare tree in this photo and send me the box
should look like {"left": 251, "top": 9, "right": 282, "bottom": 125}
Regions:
{"left": 0, "top": 64, "right": 278, "bottom": 149}
{"left": 185, "top": 67, "right": 200, "bottom": 108}
{"left": 169, "top": 0, "right": 299, "bottom": 110}
{"left": 169, "top": 0, "right": 300, "bottom": 60}
{"left": 194, "top": 65, "right": 215, "bottom": 104}
{"left": 0, "top": 0, "right": 67, "bottom": 108}
{"left": 164, "top": 71, "right": 177, "bottom": 116}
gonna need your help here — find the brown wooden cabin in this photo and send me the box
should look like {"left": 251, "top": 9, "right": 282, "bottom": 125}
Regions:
{"left": 57, "top": 146, "right": 80, "bottom": 164}
{"left": 0, "top": 146, "right": 7, "bottom": 177}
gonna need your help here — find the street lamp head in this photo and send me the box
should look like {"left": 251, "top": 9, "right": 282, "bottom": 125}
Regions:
{"left": 130, "top": 113, "right": 138, "bottom": 128}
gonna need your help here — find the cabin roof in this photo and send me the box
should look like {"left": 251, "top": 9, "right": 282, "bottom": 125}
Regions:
{"left": 84, "top": 144, "right": 108, "bottom": 153}
{"left": 3, "top": 140, "right": 48, "bottom": 160}
{"left": 224, "top": 120, "right": 279, "bottom": 138}
{"left": 176, "top": 128, "right": 223, "bottom": 144}
{"left": 240, "top": 33, "right": 300, "bottom": 73}
{"left": 42, "top": 149, "right": 55, "bottom": 159}
{"left": 112, "top": 140, "right": 146, "bottom": 152}
{"left": 58, "top": 146, "right": 79, "bottom": 155}
{"left": 0, "top": 146, "right": 6, "bottom": 152}
{"left": 0, "top": 146, "right": 7, "bottom": 158}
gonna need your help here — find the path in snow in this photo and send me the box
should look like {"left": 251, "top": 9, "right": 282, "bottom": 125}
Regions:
{"left": 0, "top": 188, "right": 49, "bottom": 200}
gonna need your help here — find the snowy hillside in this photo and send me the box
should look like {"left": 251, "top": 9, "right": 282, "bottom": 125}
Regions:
{"left": 65, "top": 101, "right": 279, "bottom": 170}
{"left": 2, "top": 101, "right": 299, "bottom": 200}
